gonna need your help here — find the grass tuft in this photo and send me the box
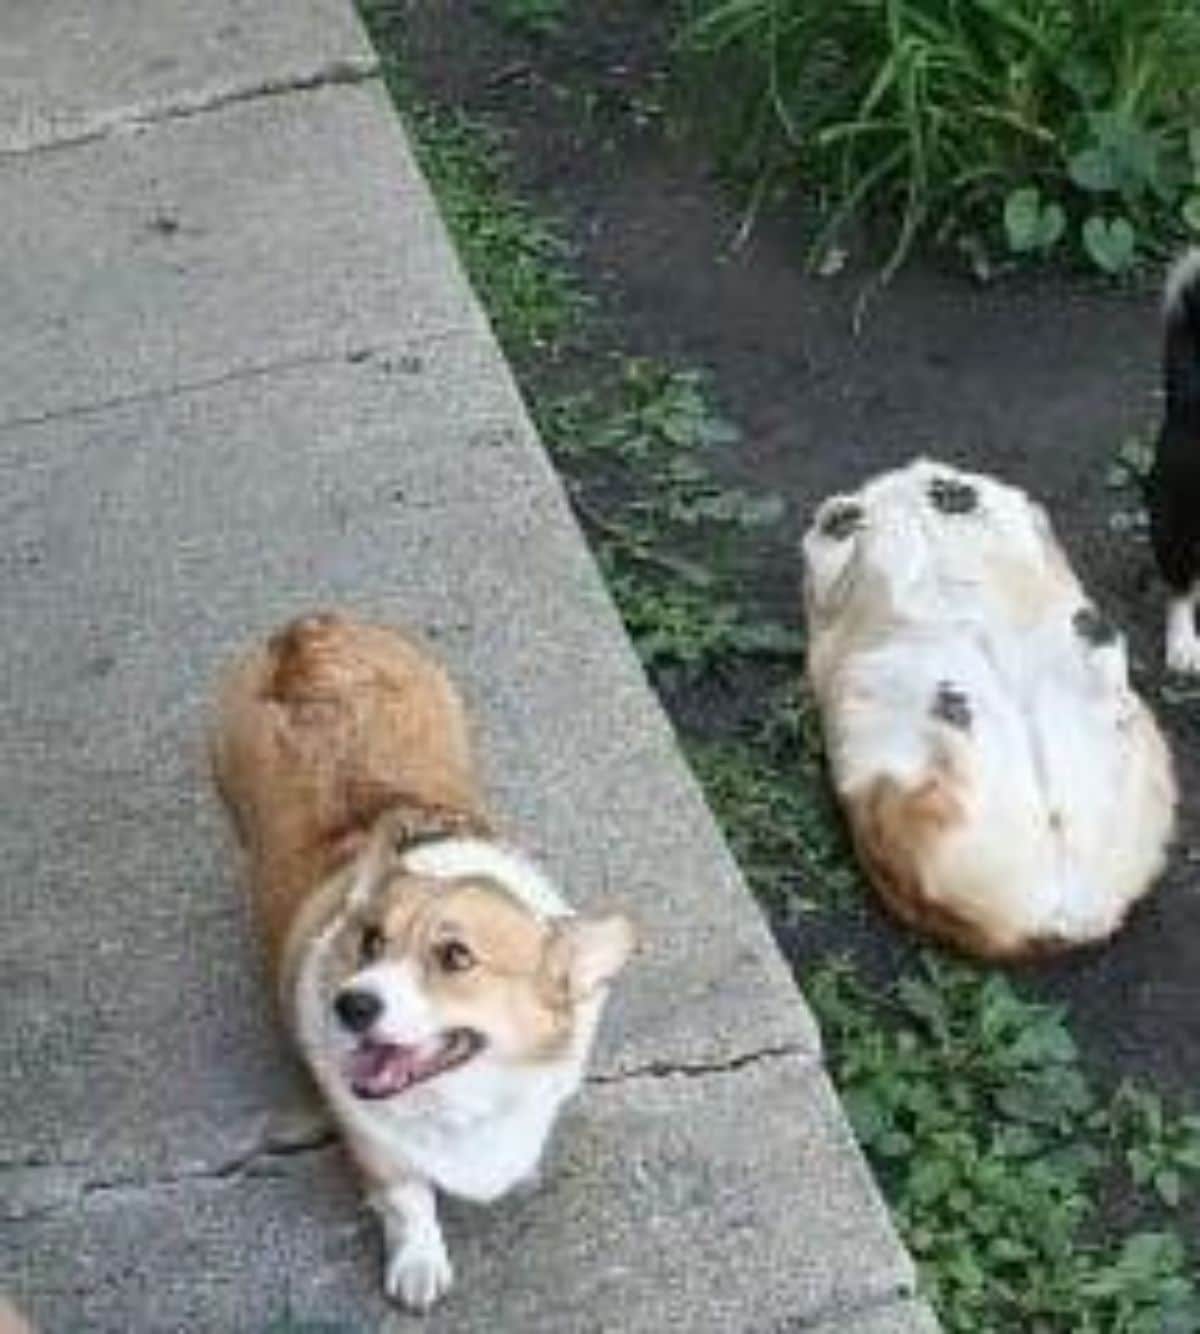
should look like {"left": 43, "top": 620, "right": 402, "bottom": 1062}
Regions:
{"left": 405, "top": 106, "right": 589, "bottom": 359}
{"left": 678, "top": 0, "right": 1200, "bottom": 277}
{"left": 540, "top": 359, "right": 801, "bottom": 675}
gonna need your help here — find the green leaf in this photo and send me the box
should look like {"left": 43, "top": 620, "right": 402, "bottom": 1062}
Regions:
{"left": 1082, "top": 216, "right": 1136, "bottom": 274}
{"left": 1036, "top": 203, "right": 1066, "bottom": 251}
{"left": 1001, "top": 189, "right": 1064, "bottom": 256}
{"left": 908, "top": 1156, "right": 958, "bottom": 1204}
{"left": 1156, "top": 1167, "right": 1183, "bottom": 1208}
{"left": 1004, "top": 186, "right": 1043, "bottom": 252}
{"left": 898, "top": 976, "right": 951, "bottom": 1039}
{"left": 1070, "top": 147, "right": 1117, "bottom": 193}
{"left": 1184, "top": 194, "right": 1200, "bottom": 234}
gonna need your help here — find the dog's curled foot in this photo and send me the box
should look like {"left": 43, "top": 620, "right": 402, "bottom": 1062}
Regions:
{"left": 386, "top": 1233, "right": 454, "bottom": 1312}
{"left": 1166, "top": 598, "right": 1200, "bottom": 675}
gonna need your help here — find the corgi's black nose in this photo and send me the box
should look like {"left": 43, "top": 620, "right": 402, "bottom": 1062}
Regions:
{"left": 334, "top": 988, "right": 382, "bottom": 1034}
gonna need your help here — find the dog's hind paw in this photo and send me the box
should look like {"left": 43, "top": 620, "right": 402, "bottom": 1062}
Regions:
{"left": 1166, "top": 598, "right": 1200, "bottom": 674}
{"left": 385, "top": 1235, "right": 454, "bottom": 1312}
{"left": 1167, "top": 644, "right": 1200, "bottom": 675}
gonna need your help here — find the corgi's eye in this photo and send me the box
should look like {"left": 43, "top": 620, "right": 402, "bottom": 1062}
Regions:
{"left": 434, "top": 939, "right": 475, "bottom": 974}
{"left": 360, "top": 924, "right": 385, "bottom": 963}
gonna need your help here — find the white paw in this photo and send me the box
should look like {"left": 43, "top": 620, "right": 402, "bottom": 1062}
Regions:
{"left": 385, "top": 1234, "right": 454, "bottom": 1312}
{"left": 1167, "top": 636, "right": 1200, "bottom": 674}
{"left": 1166, "top": 599, "right": 1200, "bottom": 674}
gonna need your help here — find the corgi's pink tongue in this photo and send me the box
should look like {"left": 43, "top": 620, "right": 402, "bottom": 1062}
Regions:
{"left": 347, "top": 1042, "right": 428, "bottom": 1098}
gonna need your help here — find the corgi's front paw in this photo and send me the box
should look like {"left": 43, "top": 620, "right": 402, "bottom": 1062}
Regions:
{"left": 370, "top": 1177, "right": 453, "bottom": 1312}
{"left": 385, "top": 1231, "right": 453, "bottom": 1311}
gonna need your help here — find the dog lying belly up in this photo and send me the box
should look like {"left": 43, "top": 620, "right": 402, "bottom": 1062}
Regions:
{"left": 802, "top": 459, "right": 1177, "bottom": 960}
{"left": 211, "top": 612, "right": 635, "bottom": 1310}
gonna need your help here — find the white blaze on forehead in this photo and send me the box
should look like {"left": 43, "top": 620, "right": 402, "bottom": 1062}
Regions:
{"left": 402, "top": 837, "right": 572, "bottom": 920}
{"left": 353, "top": 959, "right": 441, "bottom": 1046}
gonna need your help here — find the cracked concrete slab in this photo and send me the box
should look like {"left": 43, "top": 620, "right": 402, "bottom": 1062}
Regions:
{"left": 2, "top": 1057, "right": 915, "bottom": 1333}
{"left": 0, "top": 0, "right": 373, "bottom": 154}
{"left": 0, "top": 82, "right": 484, "bottom": 427}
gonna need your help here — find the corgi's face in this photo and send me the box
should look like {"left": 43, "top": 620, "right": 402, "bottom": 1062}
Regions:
{"left": 324, "top": 873, "right": 634, "bottom": 1101}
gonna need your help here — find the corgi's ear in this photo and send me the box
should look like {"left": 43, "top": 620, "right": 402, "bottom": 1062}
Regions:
{"left": 344, "top": 819, "right": 399, "bottom": 909}
{"left": 544, "top": 913, "right": 637, "bottom": 1003}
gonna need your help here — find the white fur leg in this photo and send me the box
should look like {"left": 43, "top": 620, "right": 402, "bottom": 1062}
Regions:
{"left": 1166, "top": 594, "right": 1200, "bottom": 673}
{"left": 371, "top": 1178, "right": 453, "bottom": 1312}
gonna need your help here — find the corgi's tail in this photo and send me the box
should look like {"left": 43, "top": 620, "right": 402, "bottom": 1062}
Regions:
{"left": 1164, "top": 249, "right": 1200, "bottom": 432}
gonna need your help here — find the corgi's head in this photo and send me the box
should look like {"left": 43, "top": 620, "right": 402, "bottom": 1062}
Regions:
{"left": 317, "top": 855, "right": 635, "bottom": 1102}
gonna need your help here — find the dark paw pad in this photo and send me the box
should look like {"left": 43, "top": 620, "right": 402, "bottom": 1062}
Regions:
{"left": 1073, "top": 605, "right": 1118, "bottom": 647}
{"left": 928, "top": 476, "right": 978, "bottom": 515}
{"left": 820, "top": 502, "right": 864, "bottom": 540}
{"left": 931, "top": 681, "right": 972, "bottom": 729}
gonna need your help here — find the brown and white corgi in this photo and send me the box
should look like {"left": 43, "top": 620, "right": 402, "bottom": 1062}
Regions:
{"left": 803, "top": 459, "right": 1176, "bottom": 960}
{"left": 211, "top": 612, "right": 635, "bottom": 1310}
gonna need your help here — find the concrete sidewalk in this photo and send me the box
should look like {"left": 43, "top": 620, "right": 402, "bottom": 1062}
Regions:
{"left": 0, "top": 3, "right": 937, "bottom": 1330}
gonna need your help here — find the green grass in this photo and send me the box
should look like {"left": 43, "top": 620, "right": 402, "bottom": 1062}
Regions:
{"left": 491, "top": 0, "right": 567, "bottom": 39}
{"left": 539, "top": 358, "right": 801, "bottom": 675}
{"left": 358, "top": 4, "right": 587, "bottom": 356}
{"left": 350, "top": 10, "right": 1200, "bottom": 1325}
{"left": 407, "top": 107, "right": 589, "bottom": 358}
{"left": 686, "top": 684, "right": 859, "bottom": 917}
{"left": 679, "top": 0, "right": 1200, "bottom": 278}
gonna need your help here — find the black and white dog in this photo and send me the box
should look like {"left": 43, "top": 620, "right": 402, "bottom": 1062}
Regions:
{"left": 1147, "top": 249, "right": 1200, "bottom": 673}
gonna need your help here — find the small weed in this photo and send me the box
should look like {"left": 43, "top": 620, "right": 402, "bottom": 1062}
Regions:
{"left": 1105, "top": 429, "right": 1153, "bottom": 536}
{"left": 492, "top": 0, "right": 567, "bottom": 39}
{"left": 603, "top": 564, "right": 800, "bottom": 672}
{"left": 542, "top": 360, "right": 800, "bottom": 677}
{"left": 1108, "top": 1083, "right": 1200, "bottom": 1209}
{"left": 687, "top": 683, "right": 859, "bottom": 916}
{"left": 1106, "top": 431, "right": 1155, "bottom": 491}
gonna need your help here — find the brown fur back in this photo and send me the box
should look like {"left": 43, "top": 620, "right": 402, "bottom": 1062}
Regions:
{"left": 211, "top": 612, "right": 493, "bottom": 976}
{"left": 847, "top": 774, "right": 1072, "bottom": 962}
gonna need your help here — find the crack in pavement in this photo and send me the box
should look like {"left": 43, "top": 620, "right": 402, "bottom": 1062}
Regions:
{"left": 0, "top": 56, "right": 381, "bottom": 161}
{"left": 0, "top": 331, "right": 475, "bottom": 438}
{"left": 588, "top": 1041, "right": 811, "bottom": 1085}
{"left": 0, "top": 1124, "right": 338, "bottom": 1223}
{"left": 3, "top": 1044, "right": 817, "bottom": 1222}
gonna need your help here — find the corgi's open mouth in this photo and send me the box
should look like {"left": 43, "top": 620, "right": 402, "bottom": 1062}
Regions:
{"left": 346, "top": 1028, "right": 485, "bottom": 1099}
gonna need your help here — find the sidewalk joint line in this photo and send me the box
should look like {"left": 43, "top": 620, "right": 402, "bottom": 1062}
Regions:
{"left": 0, "top": 56, "right": 380, "bottom": 162}
{"left": 0, "top": 333, "right": 473, "bottom": 438}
